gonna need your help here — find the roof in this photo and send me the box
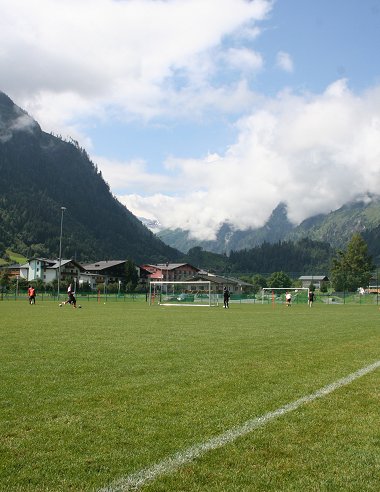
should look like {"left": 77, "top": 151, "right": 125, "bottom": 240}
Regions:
{"left": 138, "top": 265, "right": 152, "bottom": 275}
{"left": 299, "top": 275, "right": 329, "bottom": 281}
{"left": 83, "top": 260, "right": 127, "bottom": 271}
{"left": 27, "top": 257, "right": 56, "bottom": 266}
{"left": 143, "top": 263, "right": 200, "bottom": 272}
{"left": 0, "top": 263, "right": 22, "bottom": 269}
{"left": 24, "top": 258, "right": 85, "bottom": 271}
{"left": 48, "top": 259, "right": 85, "bottom": 271}
{"left": 149, "top": 271, "right": 164, "bottom": 279}
{"left": 190, "top": 273, "right": 253, "bottom": 287}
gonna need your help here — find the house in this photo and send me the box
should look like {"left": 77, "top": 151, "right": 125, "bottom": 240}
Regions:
{"left": 80, "top": 260, "right": 151, "bottom": 290}
{"left": 0, "top": 263, "right": 22, "bottom": 279}
{"left": 365, "top": 274, "right": 380, "bottom": 293}
{"left": 142, "top": 263, "right": 200, "bottom": 282}
{"left": 82, "top": 260, "right": 129, "bottom": 287}
{"left": 20, "top": 258, "right": 84, "bottom": 284}
{"left": 298, "top": 275, "right": 329, "bottom": 290}
{"left": 17, "top": 257, "right": 168, "bottom": 291}
{"left": 135, "top": 265, "right": 154, "bottom": 291}
{"left": 188, "top": 272, "right": 253, "bottom": 294}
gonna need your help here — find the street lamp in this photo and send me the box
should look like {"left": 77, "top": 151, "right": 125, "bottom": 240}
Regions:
{"left": 57, "top": 206, "right": 66, "bottom": 299}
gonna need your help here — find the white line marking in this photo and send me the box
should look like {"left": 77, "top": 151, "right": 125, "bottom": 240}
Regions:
{"left": 98, "top": 360, "right": 380, "bottom": 492}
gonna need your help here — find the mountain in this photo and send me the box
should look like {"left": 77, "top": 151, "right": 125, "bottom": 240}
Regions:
{"left": 139, "top": 217, "right": 162, "bottom": 234}
{"left": 287, "top": 197, "right": 380, "bottom": 246}
{"left": 156, "top": 198, "right": 380, "bottom": 256}
{"left": 360, "top": 219, "right": 380, "bottom": 265}
{"left": 157, "top": 203, "right": 294, "bottom": 254}
{"left": 0, "top": 91, "right": 181, "bottom": 264}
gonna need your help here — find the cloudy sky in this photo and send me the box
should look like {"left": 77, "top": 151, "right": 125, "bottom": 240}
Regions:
{"left": 1, "top": 0, "right": 380, "bottom": 240}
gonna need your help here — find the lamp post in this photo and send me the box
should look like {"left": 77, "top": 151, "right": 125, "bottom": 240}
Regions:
{"left": 57, "top": 206, "right": 66, "bottom": 299}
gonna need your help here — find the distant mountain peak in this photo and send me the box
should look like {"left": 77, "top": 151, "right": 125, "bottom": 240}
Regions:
{"left": 156, "top": 197, "right": 380, "bottom": 254}
{"left": 139, "top": 217, "right": 162, "bottom": 233}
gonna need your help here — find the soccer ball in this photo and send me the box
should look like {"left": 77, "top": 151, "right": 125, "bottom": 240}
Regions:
{"left": 295, "top": 289, "right": 298, "bottom": 293}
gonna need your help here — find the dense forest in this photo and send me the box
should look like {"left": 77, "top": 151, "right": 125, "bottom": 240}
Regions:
{"left": 363, "top": 224, "right": 380, "bottom": 265}
{"left": 228, "top": 237, "right": 334, "bottom": 275}
{"left": 182, "top": 238, "right": 334, "bottom": 276}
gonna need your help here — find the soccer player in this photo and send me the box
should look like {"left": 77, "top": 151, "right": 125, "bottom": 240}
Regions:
{"left": 285, "top": 291, "right": 292, "bottom": 307}
{"left": 308, "top": 290, "right": 315, "bottom": 307}
{"left": 64, "top": 283, "right": 77, "bottom": 308}
{"left": 223, "top": 287, "right": 230, "bottom": 308}
{"left": 28, "top": 285, "right": 36, "bottom": 304}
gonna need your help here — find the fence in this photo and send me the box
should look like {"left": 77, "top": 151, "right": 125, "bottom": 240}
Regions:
{"left": 0, "top": 291, "right": 148, "bottom": 303}
{"left": 260, "top": 291, "right": 380, "bottom": 305}
{"left": 2, "top": 290, "right": 379, "bottom": 305}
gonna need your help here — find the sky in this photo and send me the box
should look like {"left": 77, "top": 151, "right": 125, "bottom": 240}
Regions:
{"left": 1, "top": 0, "right": 380, "bottom": 241}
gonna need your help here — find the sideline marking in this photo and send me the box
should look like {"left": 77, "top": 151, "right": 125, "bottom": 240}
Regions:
{"left": 98, "top": 360, "right": 380, "bottom": 492}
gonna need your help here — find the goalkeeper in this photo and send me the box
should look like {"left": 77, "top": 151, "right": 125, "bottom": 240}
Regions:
{"left": 223, "top": 287, "right": 230, "bottom": 308}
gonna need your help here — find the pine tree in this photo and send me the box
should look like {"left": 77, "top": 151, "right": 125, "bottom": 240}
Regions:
{"left": 124, "top": 259, "right": 139, "bottom": 292}
{"left": 331, "top": 234, "right": 374, "bottom": 291}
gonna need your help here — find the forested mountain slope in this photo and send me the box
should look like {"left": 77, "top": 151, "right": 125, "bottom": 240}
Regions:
{"left": 0, "top": 91, "right": 181, "bottom": 263}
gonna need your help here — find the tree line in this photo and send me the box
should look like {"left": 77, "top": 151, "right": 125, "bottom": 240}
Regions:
{"left": 185, "top": 233, "right": 375, "bottom": 292}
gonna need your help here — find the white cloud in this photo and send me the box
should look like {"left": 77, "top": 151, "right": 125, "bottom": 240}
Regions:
{"left": 276, "top": 51, "right": 294, "bottom": 73}
{"left": 115, "top": 80, "right": 380, "bottom": 240}
{"left": 0, "top": 105, "right": 38, "bottom": 142}
{"left": 0, "top": 0, "right": 272, "bottom": 134}
{"left": 94, "top": 155, "right": 177, "bottom": 194}
{"left": 4, "top": 0, "right": 380, "bottom": 245}
{"left": 223, "top": 47, "right": 263, "bottom": 73}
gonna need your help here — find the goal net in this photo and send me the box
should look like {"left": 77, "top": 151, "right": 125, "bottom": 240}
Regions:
{"left": 261, "top": 287, "right": 309, "bottom": 304}
{"left": 149, "top": 281, "right": 218, "bottom": 307}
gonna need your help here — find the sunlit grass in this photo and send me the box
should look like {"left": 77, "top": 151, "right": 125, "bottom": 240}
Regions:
{"left": 5, "top": 249, "right": 28, "bottom": 264}
{"left": 0, "top": 300, "right": 379, "bottom": 491}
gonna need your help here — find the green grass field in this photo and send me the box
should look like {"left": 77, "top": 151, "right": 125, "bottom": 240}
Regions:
{"left": 1, "top": 300, "right": 379, "bottom": 491}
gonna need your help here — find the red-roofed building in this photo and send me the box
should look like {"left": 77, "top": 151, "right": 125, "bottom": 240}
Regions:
{"left": 141, "top": 263, "right": 200, "bottom": 282}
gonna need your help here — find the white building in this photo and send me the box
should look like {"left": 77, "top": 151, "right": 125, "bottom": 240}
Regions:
{"left": 20, "top": 258, "right": 84, "bottom": 284}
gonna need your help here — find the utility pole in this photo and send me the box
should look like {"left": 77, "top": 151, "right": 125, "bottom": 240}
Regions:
{"left": 57, "top": 206, "right": 66, "bottom": 299}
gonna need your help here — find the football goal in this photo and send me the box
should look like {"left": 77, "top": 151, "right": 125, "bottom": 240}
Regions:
{"left": 261, "top": 287, "right": 309, "bottom": 304}
{"left": 149, "top": 281, "right": 219, "bottom": 307}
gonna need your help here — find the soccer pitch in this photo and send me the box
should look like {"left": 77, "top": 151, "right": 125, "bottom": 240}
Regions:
{"left": 1, "top": 300, "right": 379, "bottom": 491}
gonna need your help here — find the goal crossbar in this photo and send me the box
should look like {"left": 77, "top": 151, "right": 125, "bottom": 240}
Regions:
{"left": 149, "top": 281, "right": 218, "bottom": 307}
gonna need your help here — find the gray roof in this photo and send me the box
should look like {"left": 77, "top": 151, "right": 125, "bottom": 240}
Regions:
{"left": 190, "top": 273, "right": 252, "bottom": 287}
{"left": 49, "top": 259, "right": 85, "bottom": 271}
{"left": 148, "top": 263, "right": 200, "bottom": 271}
{"left": 22, "top": 258, "right": 84, "bottom": 271}
{"left": 83, "top": 260, "right": 127, "bottom": 271}
{"left": 299, "top": 275, "right": 329, "bottom": 281}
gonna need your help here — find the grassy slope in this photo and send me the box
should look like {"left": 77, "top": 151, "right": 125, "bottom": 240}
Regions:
{"left": 0, "top": 300, "right": 379, "bottom": 491}
{"left": 0, "top": 249, "right": 28, "bottom": 266}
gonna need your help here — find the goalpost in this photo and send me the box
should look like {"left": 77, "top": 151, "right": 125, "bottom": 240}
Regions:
{"left": 261, "top": 287, "right": 309, "bottom": 305}
{"left": 149, "top": 281, "right": 218, "bottom": 307}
